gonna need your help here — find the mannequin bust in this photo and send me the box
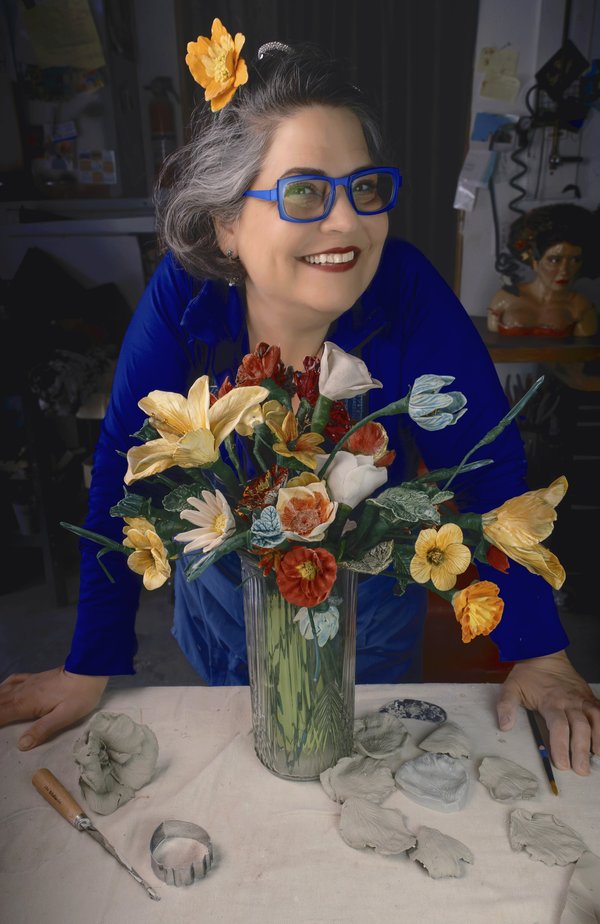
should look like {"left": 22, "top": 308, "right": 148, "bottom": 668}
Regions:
{"left": 487, "top": 204, "right": 598, "bottom": 338}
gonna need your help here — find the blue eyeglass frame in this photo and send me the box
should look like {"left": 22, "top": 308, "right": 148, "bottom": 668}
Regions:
{"left": 243, "top": 166, "right": 402, "bottom": 223}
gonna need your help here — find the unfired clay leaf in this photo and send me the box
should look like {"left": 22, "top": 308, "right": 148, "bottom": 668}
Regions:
{"left": 409, "top": 826, "right": 474, "bottom": 879}
{"left": 560, "top": 851, "right": 600, "bottom": 923}
{"left": 478, "top": 756, "right": 538, "bottom": 802}
{"left": 320, "top": 755, "right": 396, "bottom": 804}
{"left": 354, "top": 712, "right": 409, "bottom": 758}
{"left": 395, "top": 753, "right": 470, "bottom": 812}
{"left": 339, "top": 797, "right": 416, "bottom": 855}
{"left": 509, "top": 810, "right": 588, "bottom": 866}
{"left": 418, "top": 721, "right": 470, "bottom": 758}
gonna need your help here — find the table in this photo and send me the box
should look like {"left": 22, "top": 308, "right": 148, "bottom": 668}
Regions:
{"left": 1, "top": 683, "right": 599, "bottom": 923}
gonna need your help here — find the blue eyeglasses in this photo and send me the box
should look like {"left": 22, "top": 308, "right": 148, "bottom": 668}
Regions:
{"left": 243, "top": 166, "right": 402, "bottom": 223}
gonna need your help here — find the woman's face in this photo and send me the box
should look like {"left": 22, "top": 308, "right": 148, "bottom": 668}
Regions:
{"left": 533, "top": 242, "right": 583, "bottom": 290}
{"left": 223, "top": 105, "right": 389, "bottom": 323}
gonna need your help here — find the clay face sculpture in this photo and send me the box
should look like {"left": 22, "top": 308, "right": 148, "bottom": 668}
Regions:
{"left": 478, "top": 757, "right": 539, "bottom": 802}
{"left": 320, "top": 755, "right": 396, "bottom": 804}
{"left": 509, "top": 810, "right": 588, "bottom": 866}
{"left": 394, "top": 753, "right": 470, "bottom": 812}
{"left": 73, "top": 711, "right": 159, "bottom": 815}
{"left": 408, "top": 826, "right": 474, "bottom": 879}
{"left": 339, "top": 797, "right": 416, "bottom": 855}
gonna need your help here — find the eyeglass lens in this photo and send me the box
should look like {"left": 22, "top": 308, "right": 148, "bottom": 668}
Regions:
{"left": 282, "top": 171, "right": 395, "bottom": 220}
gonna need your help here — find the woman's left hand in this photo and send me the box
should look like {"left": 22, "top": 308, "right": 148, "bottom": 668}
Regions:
{"left": 496, "top": 650, "right": 600, "bottom": 775}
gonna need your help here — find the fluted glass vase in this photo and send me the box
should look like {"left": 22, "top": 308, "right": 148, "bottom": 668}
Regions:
{"left": 239, "top": 553, "right": 357, "bottom": 781}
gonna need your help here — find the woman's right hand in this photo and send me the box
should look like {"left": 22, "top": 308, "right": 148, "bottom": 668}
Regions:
{"left": 0, "top": 667, "right": 108, "bottom": 750}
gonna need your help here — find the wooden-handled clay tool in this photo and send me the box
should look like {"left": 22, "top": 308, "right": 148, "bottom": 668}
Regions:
{"left": 32, "top": 768, "right": 160, "bottom": 901}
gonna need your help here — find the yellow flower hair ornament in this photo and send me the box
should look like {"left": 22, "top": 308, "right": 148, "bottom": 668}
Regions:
{"left": 186, "top": 17, "right": 248, "bottom": 112}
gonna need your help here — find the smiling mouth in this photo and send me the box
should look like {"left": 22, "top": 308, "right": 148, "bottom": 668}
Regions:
{"left": 301, "top": 247, "right": 360, "bottom": 266}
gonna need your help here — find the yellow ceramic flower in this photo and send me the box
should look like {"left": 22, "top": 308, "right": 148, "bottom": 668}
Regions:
{"left": 481, "top": 476, "right": 567, "bottom": 589}
{"left": 124, "top": 376, "right": 268, "bottom": 484}
{"left": 236, "top": 398, "right": 287, "bottom": 437}
{"left": 452, "top": 581, "right": 504, "bottom": 643}
{"left": 122, "top": 517, "right": 170, "bottom": 590}
{"left": 409, "top": 522, "right": 471, "bottom": 591}
{"left": 266, "top": 410, "right": 325, "bottom": 469}
{"left": 185, "top": 18, "right": 249, "bottom": 112}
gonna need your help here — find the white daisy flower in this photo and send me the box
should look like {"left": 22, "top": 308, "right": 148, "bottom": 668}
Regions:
{"left": 175, "top": 489, "right": 236, "bottom": 554}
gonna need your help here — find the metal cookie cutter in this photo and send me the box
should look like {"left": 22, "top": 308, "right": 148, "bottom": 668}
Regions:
{"left": 150, "top": 820, "right": 213, "bottom": 887}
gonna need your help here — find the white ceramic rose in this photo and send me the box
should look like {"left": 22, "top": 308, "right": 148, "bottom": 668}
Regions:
{"left": 316, "top": 451, "right": 388, "bottom": 510}
{"left": 318, "top": 342, "right": 383, "bottom": 401}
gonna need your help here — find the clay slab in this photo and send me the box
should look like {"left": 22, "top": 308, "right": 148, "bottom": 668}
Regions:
{"left": 509, "top": 810, "right": 588, "bottom": 866}
{"left": 409, "top": 826, "right": 474, "bottom": 879}
{"left": 395, "top": 753, "right": 470, "bottom": 812}
{"left": 418, "top": 721, "right": 470, "bottom": 759}
{"left": 354, "top": 712, "right": 410, "bottom": 759}
{"left": 478, "top": 756, "right": 539, "bottom": 802}
{"left": 339, "top": 797, "right": 416, "bottom": 855}
{"left": 320, "top": 755, "right": 396, "bottom": 804}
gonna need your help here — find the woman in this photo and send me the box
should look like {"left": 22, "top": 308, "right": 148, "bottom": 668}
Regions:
{"left": 487, "top": 204, "right": 598, "bottom": 338}
{"left": 1, "top": 34, "right": 598, "bottom": 773}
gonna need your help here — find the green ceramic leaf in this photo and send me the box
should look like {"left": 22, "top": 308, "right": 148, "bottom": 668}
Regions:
{"left": 367, "top": 486, "right": 441, "bottom": 524}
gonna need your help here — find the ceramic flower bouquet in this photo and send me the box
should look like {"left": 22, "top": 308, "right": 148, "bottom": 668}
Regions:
{"left": 62, "top": 342, "right": 566, "bottom": 778}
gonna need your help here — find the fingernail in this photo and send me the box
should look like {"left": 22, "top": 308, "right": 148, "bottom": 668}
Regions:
{"left": 499, "top": 715, "right": 510, "bottom": 729}
{"left": 18, "top": 735, "right": 34, "bottom": 750}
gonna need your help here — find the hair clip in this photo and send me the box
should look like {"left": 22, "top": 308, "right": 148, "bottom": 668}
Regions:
{"left": 186, "top": 18, "right": 248, "bottom": 112}
{"left": 257, "top": 41, "right": 292, "bottom": 59}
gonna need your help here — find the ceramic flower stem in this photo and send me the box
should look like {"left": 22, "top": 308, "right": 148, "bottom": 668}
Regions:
{"left": 443, "top": 376, "right": 544, "bottom": 490}
{"left": 224, "top": 433, "right": 244, "bottom": 483}
{"left": 210, "top": 457, "right": 241, "bottom": 497}
{"left": 311, "top": 394, "right": 333, "bottom": 434}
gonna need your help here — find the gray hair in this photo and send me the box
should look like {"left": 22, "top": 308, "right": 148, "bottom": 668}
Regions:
{"left": 155, "top": 42, "right": 389, "bottom": 282}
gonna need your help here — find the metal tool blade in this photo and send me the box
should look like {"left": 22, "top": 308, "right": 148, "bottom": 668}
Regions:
{"left": 80, "top": 819, "right": 161, "bottom": 901}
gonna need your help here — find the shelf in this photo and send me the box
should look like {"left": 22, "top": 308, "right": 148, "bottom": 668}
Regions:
{"left": 471, "top": 315, "right": 600, "bottom": 365}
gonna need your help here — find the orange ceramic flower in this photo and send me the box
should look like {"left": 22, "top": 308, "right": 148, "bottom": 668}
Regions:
{"left": 185, "top": 18, "right": 249, "bottom": 112}
{"left": 276, "top": 481, "right": 337, "bottom": 542}
{"left": 409, "top": 523, "right": 471, "bottom": 591}
{"left": 345, "top": 421, "right": 396, "bottom": 467}
{"left": 267, "top": 410, "right": 325, "bottom": 469}
{"left": 451, "top": 581, "right": 504, "bottom": 643}
{"left": 276, "top": 546, "right": 337, "bottom": 607}
{"left": 236, "top": 343, "right": 287, "bottom": 388}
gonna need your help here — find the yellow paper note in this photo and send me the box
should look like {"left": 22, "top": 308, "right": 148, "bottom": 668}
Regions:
{"left": 477, "top": 46, "right": 519, "bottom": 77}
{"left": 21, "top": 0, "right": 105, "bottom": 70}
{"left": 480, "top": 74, "right": 520, "bottom": 102}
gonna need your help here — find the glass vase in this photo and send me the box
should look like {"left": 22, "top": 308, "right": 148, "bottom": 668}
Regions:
{"left": 239, "top": 553, "right": 357, "bottom": 781}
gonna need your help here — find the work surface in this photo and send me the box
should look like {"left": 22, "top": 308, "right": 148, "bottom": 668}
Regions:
{"left": 2, "top": 683, "right": 599, "bottom": 924}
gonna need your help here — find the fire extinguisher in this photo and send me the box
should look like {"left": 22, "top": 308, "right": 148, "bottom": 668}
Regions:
{"left": 144, "top": 76, "right": 180, "bottom": 178}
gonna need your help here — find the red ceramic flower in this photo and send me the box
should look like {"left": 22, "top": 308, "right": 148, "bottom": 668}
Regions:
{"left": 325, "top": 400, "right": 352, "bottom": 443}
{"left": 276, "top": 546, "right": 337, "bottom": 607}
{"left": 236, "top": 342, "right": 287, "bottom": 388}
{"left": 486, "top": 545, "right": 510, "bottom": 573}
{"left": 239, "top": 463, "right": 288, "bottom": 511}
{"left": 294, "top": 355, "right": 320, "bottom": 404}
{"left": 257, "top": 548, "right": 284, "bottom": 577}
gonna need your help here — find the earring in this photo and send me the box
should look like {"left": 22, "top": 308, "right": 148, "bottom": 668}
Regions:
{"left": 225, "top": 249, "right": 242, "bottom": 287}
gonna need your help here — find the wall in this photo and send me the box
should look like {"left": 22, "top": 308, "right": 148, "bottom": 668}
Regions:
{"left": 458, "top": 0, "right": 600, "bottom": 384}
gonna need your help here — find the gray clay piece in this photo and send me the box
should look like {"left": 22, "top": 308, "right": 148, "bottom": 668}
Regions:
{"left": 320, "top": 755, "right": 396, "bottom": 804}
{"left": 395, "top": 753, "right": 470, "bottom": 812}
{"left": 339, "top": 797, "right": 416, "bottom": 855}
{"left": 73, "top": 711, "right": 159, "bottom": 815}
{"left": 418, "top": 721, "right": 470, "bottom": 759}
{"left": 409, "top": 826, "right": 474, "bottom": 879}
{"left": 478, "top": 756, "right": 539, "bottom": 802}
{"left": 379, "top": 698, "right": 447, "bottom": 723}
{"left": 509, "top": 810, "right": 588, "bottom": 866}
{"left": 560, "top": 851, "right": 600, "bottom": 923}
{"left": 354, "top": 712, "right": 410, "bottom": 759}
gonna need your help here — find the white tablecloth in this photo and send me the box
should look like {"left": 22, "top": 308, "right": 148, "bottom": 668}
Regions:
{"left": 1, "top": 683, "right": 599, "bottom": 924}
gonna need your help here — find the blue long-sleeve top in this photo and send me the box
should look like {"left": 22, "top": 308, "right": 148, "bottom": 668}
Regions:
{"left": 65, "top": 237, "right": 569, "bottom": 676}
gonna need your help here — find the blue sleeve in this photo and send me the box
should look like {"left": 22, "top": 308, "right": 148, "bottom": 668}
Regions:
{"left": 384, "top": 240, "right": 569, "bottom": 661}
{"left": 64, "top": 254, "right": 195, "bottom": 675}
